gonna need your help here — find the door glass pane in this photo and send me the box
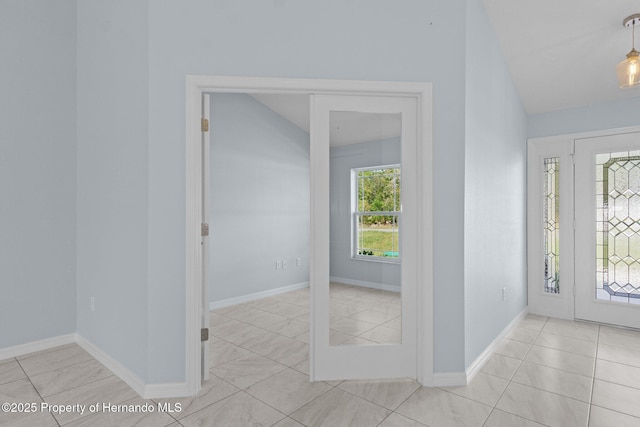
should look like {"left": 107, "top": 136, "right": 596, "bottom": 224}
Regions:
{"left": 329, "top": 111, "right": 402, "bottom": 345}
{"left": 544, "top": 157, "right": 560, "bottom": 293}
{"left": 596, "top": 152, "right": 640, "bottom": 304}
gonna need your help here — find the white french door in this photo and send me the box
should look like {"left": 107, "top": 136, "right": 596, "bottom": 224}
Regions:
{"left": 575, "top": 132, "right": 640, "bottom": 329}
{"left": 310, "top": 94, "right": 418, "bottom": 381}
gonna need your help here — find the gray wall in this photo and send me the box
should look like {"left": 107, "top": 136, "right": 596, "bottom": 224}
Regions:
{"left": 76, "top": 0, "right": 150, "bottom": 380}
{"left": 330, "top": 139, "right": 401, "bottom": 288}
{"left": 2, "top": 0, "right": 536, "bottom": 382}
{"left": 0, "top": 0, "right": 77, "bottom": 348}
{"left": 463, "top": 0, "right": 528, "bottom": 367}
{"left": 209, "top": 94, "right": 310, "bottom": 302}
{"left": 146, "top": 0, "right": 468, "bottom": 378}
{"left": 528, "top": 96, "right": 640, "bottom": 138}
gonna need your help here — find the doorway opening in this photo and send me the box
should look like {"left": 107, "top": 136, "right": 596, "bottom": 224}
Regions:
{"left": 528, "top": 127, "right": 640, "bottom": 329}
{"left": 185, "top": 76, "right": 433, "bottom": 396}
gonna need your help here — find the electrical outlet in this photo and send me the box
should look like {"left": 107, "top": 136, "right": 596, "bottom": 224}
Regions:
{"left": 276, "top": 260, "right": 282, "bottom": 270}
{"left": 296, "top": 257, "right": 302, "bottom": 266}
{"left": 282, "top": 259, "right": 287, "bottom": 269}
{"left": 502, "top": 287, "right": 507, "bottom": 301}
{"left": 90, "top": 297, "right": 95, "bottom": 312}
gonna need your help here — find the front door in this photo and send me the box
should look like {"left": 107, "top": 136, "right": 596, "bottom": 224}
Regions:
{"left": 575, "top": 131, "right": 640, "bottom": 328}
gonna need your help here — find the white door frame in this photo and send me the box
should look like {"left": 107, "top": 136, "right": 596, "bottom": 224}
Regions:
{"left": 527, "top": 125, "right": 640, "bottom": 321}
{"left": 185, "top": 75, "right": 433, "bottom": 395}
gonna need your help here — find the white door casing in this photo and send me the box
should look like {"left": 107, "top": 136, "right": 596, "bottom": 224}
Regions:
{"left": 185, "top": 76, "right": 433, "bottom": 396}
{"left": 528, "top": 127, "right": 640, "bottom": 329}
{"left": 201, "top": 93, "right": 211, "bottom": 381}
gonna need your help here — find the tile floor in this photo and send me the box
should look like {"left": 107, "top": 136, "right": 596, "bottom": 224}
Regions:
{"left": 2, "top": 284, "right": 640, "bottom": 426}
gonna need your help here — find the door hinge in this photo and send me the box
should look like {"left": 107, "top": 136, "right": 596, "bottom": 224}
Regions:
{"left": 201, "top": 223, "right": 209, "bottom": 237}
{"left": 201, "top": 118, "right": 209, "bottom": 132}
{"left": 573, "top": 285, "right": 576, "bottom": 296}
{"left": 201, "top": 328, "right": 209, "bottom": 342}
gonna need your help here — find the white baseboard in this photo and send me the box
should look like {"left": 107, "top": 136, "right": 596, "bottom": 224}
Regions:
{"left": 76, "top": 335, "right": 192, "bottom": 399}
{"left": 0, "top": 333, "right": 76, "bottom": 361}
{"left": 329, "top": 276, "right": 401, "bottom": 293}
{"left": 431, "top": 306, "right": 529, "bottom": 388}
{"left": 209, "top": 281, "right": 309, "bottom": 311}
{"left": 432, "top": 371, "right": 468, "bottom": 387}
{"left": 464, "top": 306, "right": 529, "bottom": 385}
{"left": 76, "top": 335, "right": 147, "bottom": 397}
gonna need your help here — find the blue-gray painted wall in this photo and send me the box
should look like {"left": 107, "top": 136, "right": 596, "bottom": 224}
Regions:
{"left": 12, "top": 0, "right": 628, "bottom": 383}
{"left": 463, "top": 0, "right": 528, "bottom": 367}
{"left": 76, "top": 0, "right": 150, "bottom": 380}
{"left": 0, "top": 0, "right": 77, "bottom": 348}
{"left": 528, "top": 96, "right": 640, "bottom": 138}
{"left": 209, "top": 94, "right": 310, "bottom": 302}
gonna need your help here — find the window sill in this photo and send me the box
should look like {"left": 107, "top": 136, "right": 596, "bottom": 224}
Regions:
{"left": 351, "top": 255, "right": 400, "bottom": 265}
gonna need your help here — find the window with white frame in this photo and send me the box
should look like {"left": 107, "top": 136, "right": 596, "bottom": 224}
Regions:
{"left": 352, "top": 165, "right": 401, "bottom": 261}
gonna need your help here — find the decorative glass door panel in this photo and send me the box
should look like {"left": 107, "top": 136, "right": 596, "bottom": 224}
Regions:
{"left": 544, "top": 158, "right": 560, "bottom": 294}
{"left": 575, "top": 132, "right": 640, "bottom": 328}
{"left": 595, "top": 152, "right": 640, "bottom": 303}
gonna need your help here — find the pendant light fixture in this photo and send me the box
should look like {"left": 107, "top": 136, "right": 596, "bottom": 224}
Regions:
{"left": 617, "top": 14, "right": 640, "bottom": 88}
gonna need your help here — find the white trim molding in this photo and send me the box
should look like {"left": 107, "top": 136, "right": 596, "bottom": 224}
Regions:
{"left": 432, "top": 307, "right": 528, "bottom": 387}
{"left": 464, "top": 307, "right": 528, "bottom": 385}
{"left": 209, "top": 282, "right": 309, "bottom": 311}
{"left": 76, "top": 335, "right": 192, "bottom": 399}
{"left": 0, "top": 334, "right": 76, "bottom": 361}
{"left": 329, "top": 277, "right": 400, "bottom": 293}
{"left": 186, "top": 75, "right": 433, "bottom": 395}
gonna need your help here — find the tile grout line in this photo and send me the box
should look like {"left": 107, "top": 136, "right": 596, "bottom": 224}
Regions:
{"left": 480, "top": 316, "right": 550, "bottom": 427}
{"left": 15, "top": 357, "right": 63, "bottom": 427}
{"left": 586, "top": 324, "right": 601, "bottom": 426}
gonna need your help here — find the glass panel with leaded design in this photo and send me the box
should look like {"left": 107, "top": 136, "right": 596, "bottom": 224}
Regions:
{"left": 544, "top": 157, "right": 560, "bottom": 293}
{"left": 596, "top": 151, "right": 640, "bottom": 304}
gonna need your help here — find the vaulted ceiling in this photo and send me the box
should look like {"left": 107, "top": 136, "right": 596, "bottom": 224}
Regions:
{"left": 482, "top": 0, "right": 640, "bottom": 114}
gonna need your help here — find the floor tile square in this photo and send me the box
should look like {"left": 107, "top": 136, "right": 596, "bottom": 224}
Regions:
{"left": 155, "top": 374, "right": 238, "bottom": 419}
{"left": 505, "top": 326, "right": 539, "bottom": 344}
{"left": 597, "top": 343, "right": 640, "bottom": 368}
{"left": 337, "top": 378, "right": 420, "bottom": 410}
{"left": 62, "top": 397, "right": 176, "bottom": 427}
{"left": 595, "top": 358, "right": 640, "bottom": 390}
{"left": 524, "top": 345, "right": 595, "bottom": 377}
{"left": 18, "top": 345, "right": 92, "bottom": 378}
{"left": 396, "top": 387, "right": 491, "bottom": 427}
{"left": 483, "top": 409, "right": 546, "bottom": 427}
{"left": 0, "top": 360, "right": 26, "bottom": 385}
{"left": 496, "top": 382, "right": 589, "bottom": 427}
{"left": 441, "top": 372, "right": 509, "bottom": 406}
{"left": 588, "top": 405, "right": 640, "bottom": 427}
{"left": 29, "top": 358, "right": 113, "bottom": 397}
{"left": 291, "top": 388, "right": 390, "bottom": 427}
{"left": 246, "top": 368, "right": 332, "bottom": 414}
{"left": 210, "top": 353, "right": 287, "bottom": 389}
{"left": 542, "top": 319, "right": 599, "bottom": 342}
{"left": 534, "top": 332, "right": 597, "bottom": 357}
{"left": 44, "top": 375, "right": 138, "bottom": 425}
{"left": 592, "top": 378, "right": 640, "bottom": 418}
{"left": 209, "top": 339, "right": 251, "bottom": 367}
{"left": 481, "top": 353, "right": 521, "bottom": 380}
{"left": 180, "top": 391, "right": 285, "bottom": 427}
{"left": 378, "top": 412, "right": 427, "bottom": 426}
{"left": 494, "top": 338, "right": 531, "bottom": 360}
{"left": 511, "top": 361, "right": 593, "bottom": 402}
